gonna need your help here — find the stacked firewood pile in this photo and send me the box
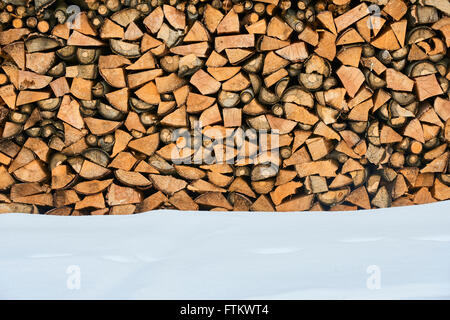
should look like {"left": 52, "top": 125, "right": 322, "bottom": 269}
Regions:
{"left": 0, "top": 0, "right": 449, "bottom": 215}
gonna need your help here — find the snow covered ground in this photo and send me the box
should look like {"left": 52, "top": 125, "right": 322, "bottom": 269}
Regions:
{"left": 0, "top": 201, "right": 449, "bottom": 300}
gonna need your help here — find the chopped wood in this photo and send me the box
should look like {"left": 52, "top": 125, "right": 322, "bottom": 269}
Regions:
{"left": 190, "top": 69, "right": 221, "bottom": 95}
{"left": 334, "top": 3, "right": 369, "bottom": 33}
{"left": 371, "top": 28, "right": 401, "bottom": 50}
{"left": 386, "top": 68, "right": 414, "bottom": 91}
{"left": 250, "top": 195, "right": 275, "bottom": 211}
{"left": 149, "top": 174, "right": 187, "bottom": 195}
{"left": 195, "top": 192, "right": 233, "bottom": 210}
{"left": 337, "top": 66, "right": 365, "bottom": 98}
{"left": 75, "top": 193, "right": 105, "bottom": 210}
{"left": 13, "top": 159, "right": 48, "bottom": 183}
{"left": 68, "top": 31, "right": 105, "bottom": 47}
{"left": 275, "top": 42, "right": 308, "bottom": 62}
{"left": 276, "top": 194, "right": 314, "bottom": 211}
{"left": 0, "top": 0, "right": 447, "bottom": 214}
{"left": 270, "top": 181, "right": 303, "bottom": 205}
{"left": 107, "top": 183, "right": 142, "bottom": 206}
{"left": 215, "top": 34, "right": 255, "bottom": 52}
{"left": 415, "top": 74, "right": 443, "bottom": 101}
{"left": 383, "top": 0, "right": 408, "bottom": 21}
{"left": 0, "top": 84, "right": 16, "bottom": 109}
{"left": 169, "top": 190, "right": 199, "bottom": 211}
{"left": 84, "top": 117, "right": 121, "bottom": 136}
{"left": 74, "top": 179, "right": 113, "bottom": 195}
{"left": 137, "top": 191, "right": 168, "bottom": 212}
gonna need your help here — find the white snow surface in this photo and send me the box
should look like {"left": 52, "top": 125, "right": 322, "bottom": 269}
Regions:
{"left": 0, "top": 201, "right": 450, "bottom": 300}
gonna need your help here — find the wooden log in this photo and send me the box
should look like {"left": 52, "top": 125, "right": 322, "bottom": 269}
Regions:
{"left": 107, "top": 183, "right": 142, "bottom": 206}
{"left": 275, "top": 194, "right": 313, "bottom": 211}
{"left": 215, "top": 34, "right": 255, "bottom": 53}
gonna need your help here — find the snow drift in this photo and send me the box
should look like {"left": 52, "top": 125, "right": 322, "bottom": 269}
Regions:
{"left": 0, "top": 201, "right": 449, "bottom": 299}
